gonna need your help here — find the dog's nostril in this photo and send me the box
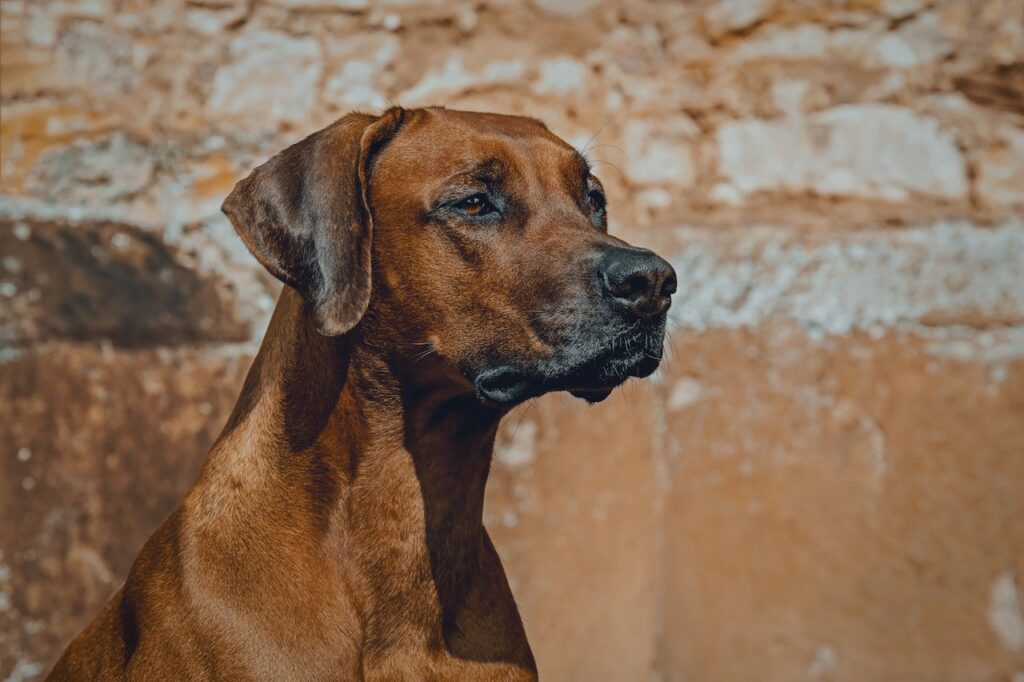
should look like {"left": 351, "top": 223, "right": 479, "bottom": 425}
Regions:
{"left": 611, "top": 272, "right": 653, "bottom": 301}
{"left": 662, "top": 271, "right": 677, "bottom": 297}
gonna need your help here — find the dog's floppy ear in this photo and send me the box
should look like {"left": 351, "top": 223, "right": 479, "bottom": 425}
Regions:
{"left": 222, "top": 108, "right": 405, "bottom": 336}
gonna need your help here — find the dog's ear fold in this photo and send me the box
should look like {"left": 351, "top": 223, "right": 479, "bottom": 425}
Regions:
{"left": 222, "top": 108, "right": 405, "bottom": 336}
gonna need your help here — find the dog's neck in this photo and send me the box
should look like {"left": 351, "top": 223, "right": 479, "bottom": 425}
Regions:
{"left": 217, "top": 287, "right": 505, "bottom": 622}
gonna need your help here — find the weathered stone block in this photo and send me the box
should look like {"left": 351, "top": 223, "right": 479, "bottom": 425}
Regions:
{"left": 716, "top": 105, "right": 969, "bottom": 200}
{"left": 321, "top": 34, "right": 398, "bottom": 110}
{"left": 868, "top": 11, "right": 956, "bottom": 68}
{"left": 623, "top": 118, "right": 698, "bottom": 187}
{"left": 703, "top": 0, "right": 774, "bottom": 37}
{"left": 53, "top": 21, "right": 144, "bottom": 97}
{"left": 268, "top": 0, "right": 368, "bottom": 8}
{"left": 184, "top": 5, "right": 248, "bottom": 36}
{"left": 658, "top": 327, "right": 1024, "bottom": 681}
{"left": 976, "top": 127, "right": 1024, "bottom": 207}
{"left": 666, "top": 220, "right": 1024, "bottom": 334}
{"left": 533, "top": 57, "right": 588, "bottom": 97}
{"left": 530, "top": 0, "right": 600, "bottom": 19}
{"left": 0, "top": 345, "right": 252, "bottom": 678}
{"left": 207, "top": 31, "right": 322, "bottom": 128}
{"left": 27, "top": 133, "right": 155, "bottom": 204}
{"left": 400, "top": 55, "right": 527, "bottom": 105}
{"left": 0, "top": 219, "right": 251, "bottom": 347}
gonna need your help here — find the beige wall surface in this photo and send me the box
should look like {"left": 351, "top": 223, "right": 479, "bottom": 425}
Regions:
{"left": 2, "top": 0, "right": 1023, "bottom": 679}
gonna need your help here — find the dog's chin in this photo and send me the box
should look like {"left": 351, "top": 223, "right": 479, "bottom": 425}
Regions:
{"left": 473, "top": 347, "right": 663, "bottom": 408}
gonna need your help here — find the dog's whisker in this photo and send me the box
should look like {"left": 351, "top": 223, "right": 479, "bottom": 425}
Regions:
{"left": 584, "top": 143, "right": 624, "bottom": 154}
{"left": 507, "top": 399, "right": 538, "bottom": 445}
{"left": 588, "top": 158, "right": 625, "bottom": 180}
{"left": 578, "top": 117, "right": 613, "bottom": 159}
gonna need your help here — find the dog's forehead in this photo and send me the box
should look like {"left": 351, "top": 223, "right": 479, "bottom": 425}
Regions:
{"left": 425, "top": 108, "right": 554, "bottom": 136}
{"left": 377, "top": 108, "right": 583, "bottom": 182}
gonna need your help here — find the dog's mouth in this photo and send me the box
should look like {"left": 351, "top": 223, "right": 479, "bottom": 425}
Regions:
{"left": 473, "top": 324, "right": 666, "bottom": 408}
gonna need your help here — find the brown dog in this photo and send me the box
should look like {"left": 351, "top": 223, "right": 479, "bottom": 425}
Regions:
{"left": 49, "top": 107, "right": 675, "bottom": 680}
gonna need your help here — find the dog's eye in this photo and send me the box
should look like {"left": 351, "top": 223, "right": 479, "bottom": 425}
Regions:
{"left": 453, "top": 194, "right": 497, "bottom": 217}
{"left": 588, "top": 189, "right": 606, "bottom": 212}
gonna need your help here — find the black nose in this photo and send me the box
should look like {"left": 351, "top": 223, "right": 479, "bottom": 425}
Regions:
{"left": 598, "top": 248, "right": 677, "bottom": 319}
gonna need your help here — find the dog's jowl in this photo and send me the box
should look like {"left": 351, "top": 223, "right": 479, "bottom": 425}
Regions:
{"left": 49, "top": 107, "right": 676, "bottom": 681}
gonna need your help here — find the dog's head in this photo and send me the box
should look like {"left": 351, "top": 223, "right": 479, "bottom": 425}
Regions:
{"left": 224, "top": 107, "right": 675, "bottom": 408}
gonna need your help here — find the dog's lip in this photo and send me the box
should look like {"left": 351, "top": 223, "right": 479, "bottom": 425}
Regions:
{"left": 472, "top": 330, "right": 664, "bottom": 407}
{"left": 473, "top": 366, "right": 542, "bottom": 407}
{"left": 567, "top": 386, "right": 615, "bottom": 404}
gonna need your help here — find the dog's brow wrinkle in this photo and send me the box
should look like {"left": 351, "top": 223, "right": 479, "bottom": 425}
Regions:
{"left": 444, "top": 158, "right": 505, "bottom": 186}
{"left": 469, "top": 158, "right": 504, "bottom": 177}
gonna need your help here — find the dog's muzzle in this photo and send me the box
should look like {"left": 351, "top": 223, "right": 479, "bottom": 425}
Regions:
{"left": 472, "top": 245, "right": 676, "bottom": 407}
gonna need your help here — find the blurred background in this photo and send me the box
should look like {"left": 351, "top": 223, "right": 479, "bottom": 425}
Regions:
{"left": 1, "top": 0, "right": 1023, "bottom": 680}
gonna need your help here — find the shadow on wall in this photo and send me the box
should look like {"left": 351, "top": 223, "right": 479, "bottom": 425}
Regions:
{"left": 1, "top": 0, "right": 1023, "bottom": 680}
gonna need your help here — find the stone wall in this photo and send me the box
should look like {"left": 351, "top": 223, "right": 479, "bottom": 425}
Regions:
{"left": 2, "top": 0, "right": 1023, "bottom": 679}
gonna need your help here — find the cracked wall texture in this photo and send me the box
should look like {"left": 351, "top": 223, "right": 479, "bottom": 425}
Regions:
{"left": 1, "top": 0, "right": 1023, "bottom": 679}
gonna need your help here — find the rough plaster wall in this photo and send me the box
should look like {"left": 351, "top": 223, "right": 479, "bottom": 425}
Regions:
{"left": 1, "top": 0, "right": 1023, "bottom": 679}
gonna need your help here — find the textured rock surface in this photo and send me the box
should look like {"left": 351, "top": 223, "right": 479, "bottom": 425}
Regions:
{"left": 1, "top": 0, "right": 1022, "bottom": 680}
{"left": 207, "top": 31, "right": 323, "bottom": 127}
{"left": 716, "top": 106, "right": 970, "bottom": 200}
